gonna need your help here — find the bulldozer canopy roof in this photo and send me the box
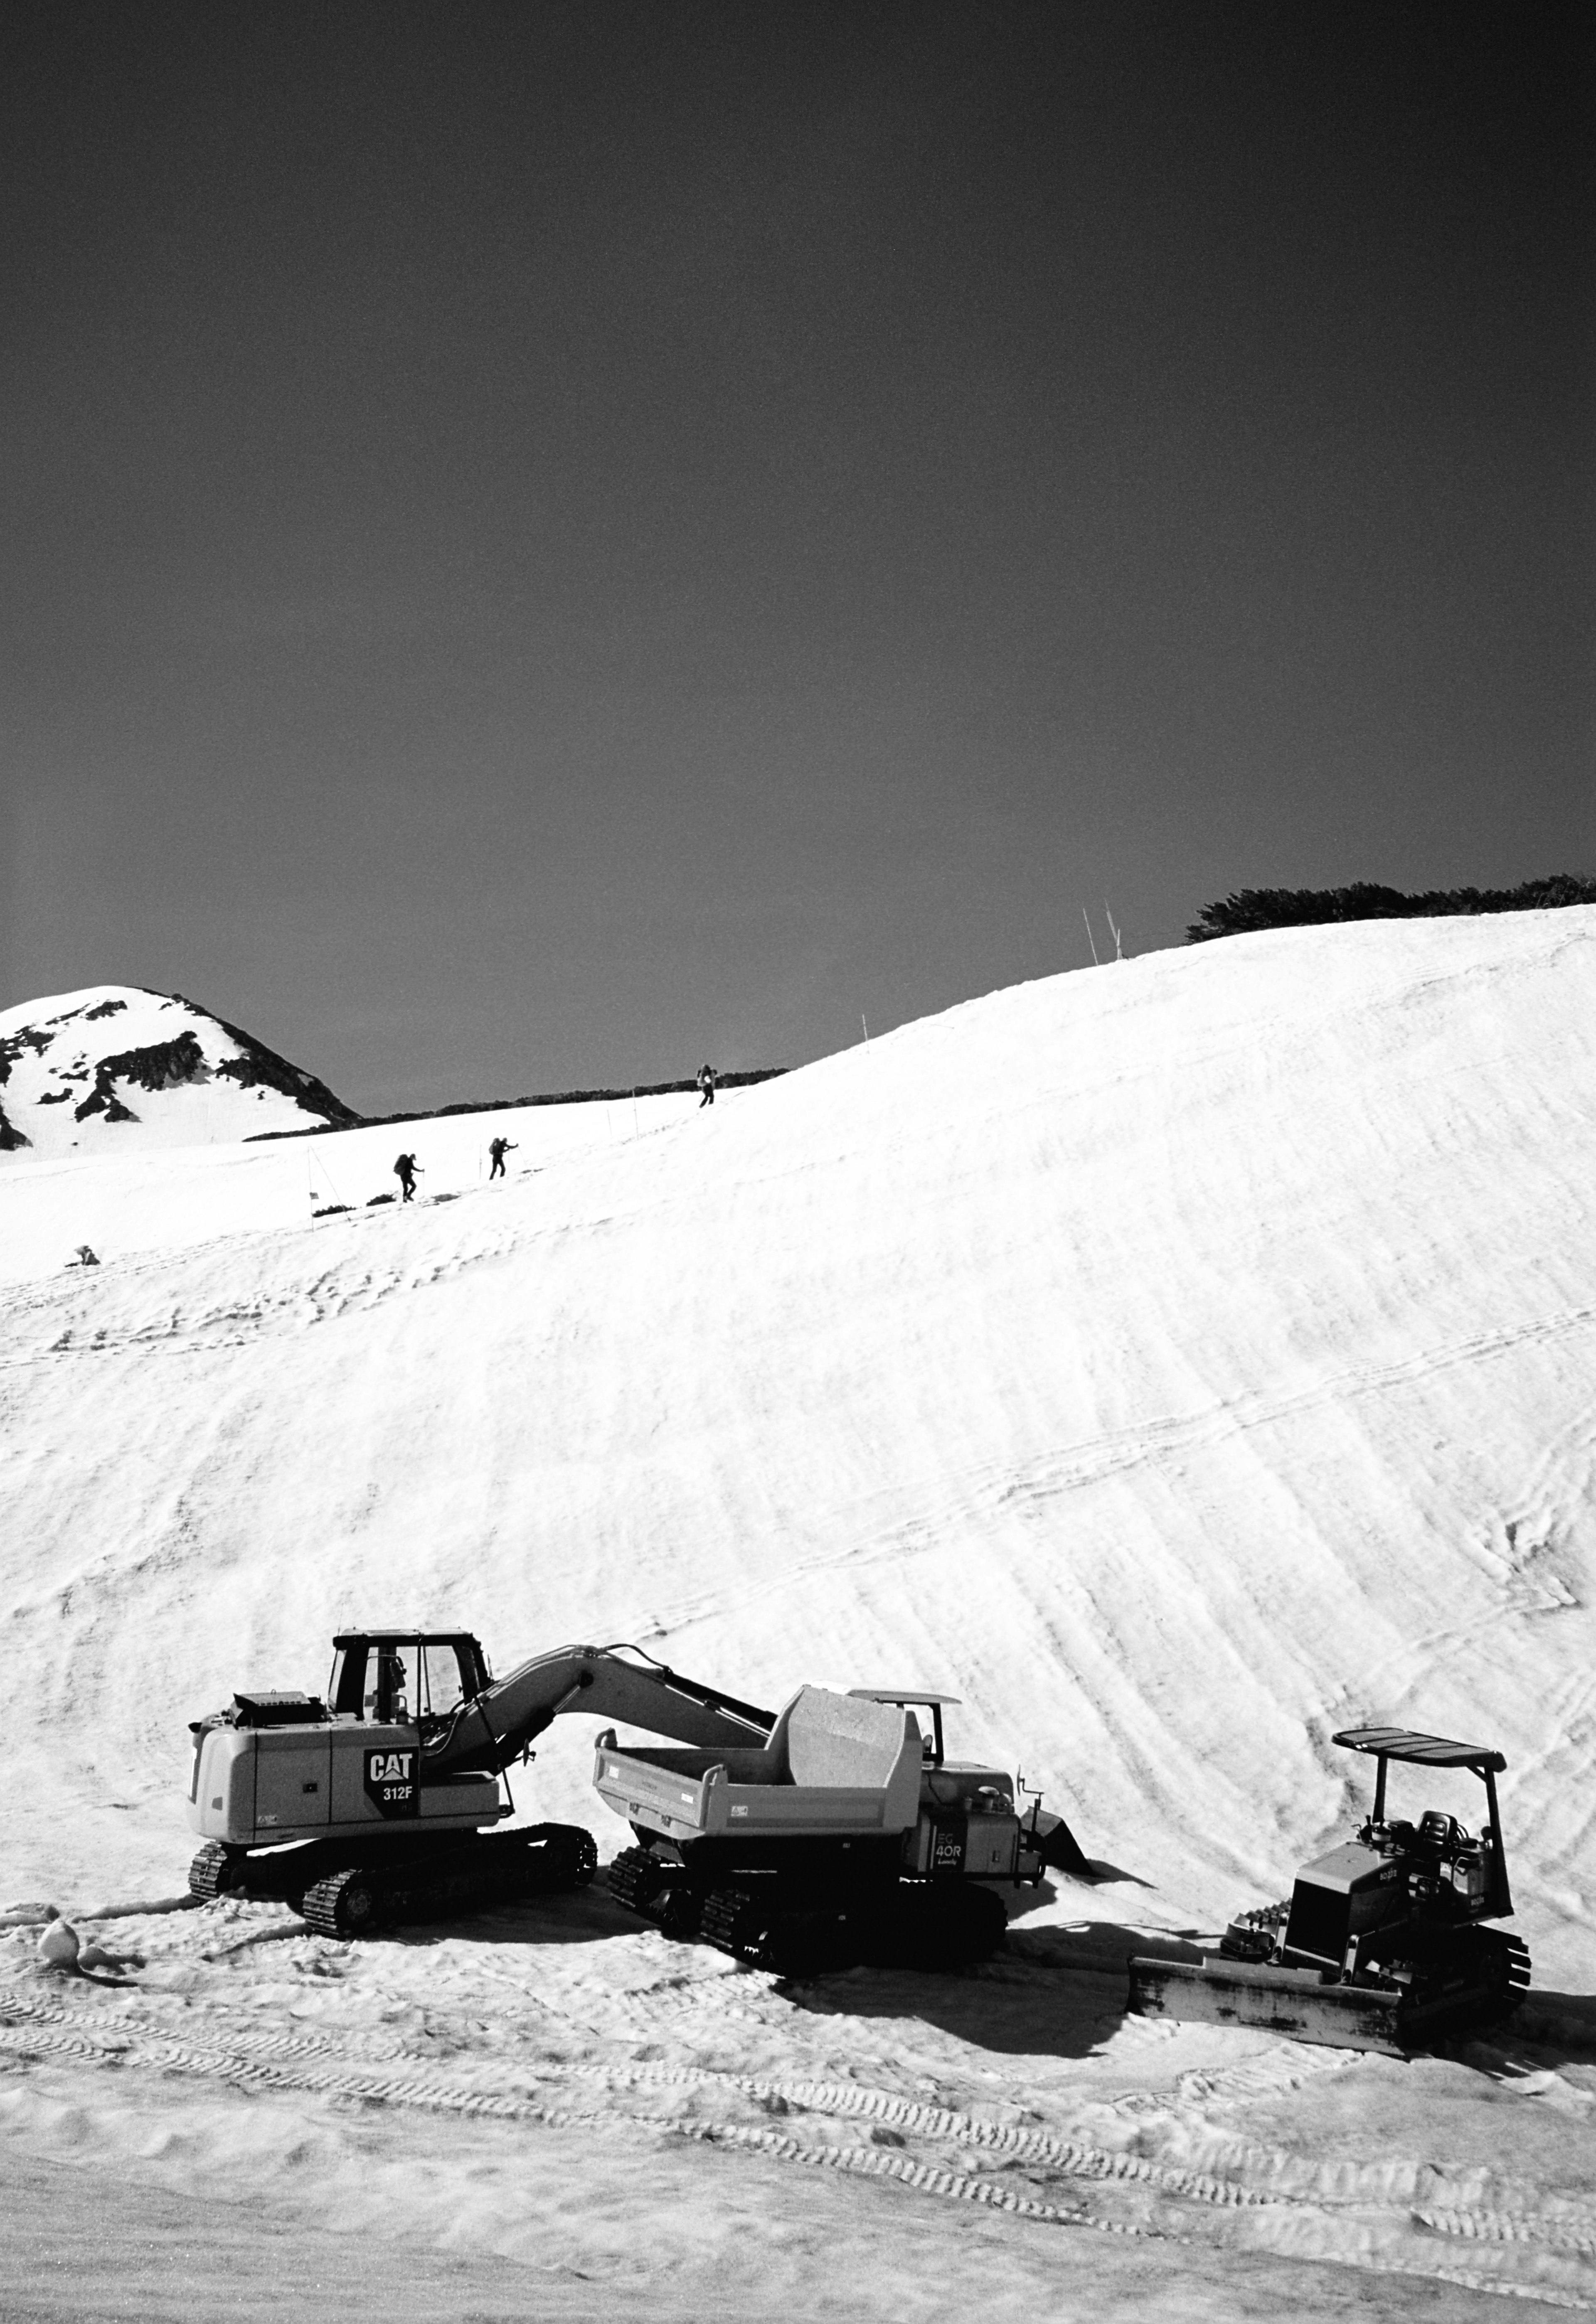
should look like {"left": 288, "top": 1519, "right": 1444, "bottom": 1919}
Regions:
{"left": 332, "top": 1629, "right": 483, "bottom": 1649}
{"left": 1333, "top": 1724, "right": 1506, "bottom": 1773}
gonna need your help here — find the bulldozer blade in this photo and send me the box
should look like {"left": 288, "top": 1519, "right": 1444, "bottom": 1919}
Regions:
{"left": 1127, "top": 1953, "right": 1407, "bottom": 2056}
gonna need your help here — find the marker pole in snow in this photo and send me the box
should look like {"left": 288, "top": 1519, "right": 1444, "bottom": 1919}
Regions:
{"left": 310, "top": 1152, "right": 348, "bottom": 1215}
{"left": 1104, "top": 901, "right": 1124, "bottom": 960}
{"left": 861, "top": 1014, "right": 871, "bottom": 1052}
{"left": 1081, "top": 906, "right": 1101, "bottom": 966}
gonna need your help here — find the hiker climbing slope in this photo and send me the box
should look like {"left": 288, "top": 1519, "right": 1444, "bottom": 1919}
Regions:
{"left": 488, "top": 1136, "right": 517, "bottom": 1179}
{"left": 394, "top": 1152, "right": 421, "bottom": 1202}
{"left": 696, "top": 1063, "right": 717, "bottom": 1109}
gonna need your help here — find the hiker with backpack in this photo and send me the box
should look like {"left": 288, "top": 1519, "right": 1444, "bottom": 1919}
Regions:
{"left": 696, "top": 1063, "right": 717, "bottom": 1109}
{"left": 488, "top": 1135, "right": 517, "bottom": 1179}
{"left": 394, "top": 1153, "right": 421, "bottom": 1202}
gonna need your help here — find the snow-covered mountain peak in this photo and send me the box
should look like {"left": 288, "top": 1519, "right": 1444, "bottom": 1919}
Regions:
{"left": 0, "top": 983, "right": 357, "bottom": 1158}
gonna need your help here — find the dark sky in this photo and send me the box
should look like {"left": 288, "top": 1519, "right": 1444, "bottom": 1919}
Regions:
{"left": 4, "top": 2, "right": 1591, "bottom": 1112}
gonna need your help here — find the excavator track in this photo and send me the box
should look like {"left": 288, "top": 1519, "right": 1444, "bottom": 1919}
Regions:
{"left": 530, "top": 1823, "right": 599, "bottom": 1892}
{"left": 301, "top": 1864, "right": 384, "bottom": 1938}
{"left": 298, "top": 1823, "right": 598, "bottom": 1939}
{"left": 186, "top": 1842, "right": 246, "bottom": 1903}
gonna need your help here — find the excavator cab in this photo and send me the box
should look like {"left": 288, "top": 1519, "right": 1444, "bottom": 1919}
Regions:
{"left": 327, "top": 1631, "right": 491, "bottom": 1736}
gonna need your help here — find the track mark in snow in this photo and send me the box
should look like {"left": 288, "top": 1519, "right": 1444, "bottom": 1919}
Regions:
{"left": 5, "top": 1973, "right": 1596, "bottom": 2306}
{"left": 0, "top": 1221, "right": 547, "bottom": 1366}
{"left": 1419, "top": 2210, "right": 1596, "bottom": 2260}
{"left": 586, "top": 2059, "right": 1271, "bottom": 2205}
{"left": 0, "top": 1999, "right": 1165, "bottom": 2245}
{"left": 0, "top": 1984, "right": 1387, "bottom": 2217}
{"left": 1158, "top": 2039, "right": 1361, "bottom": 2111}
{"left": 630, "top": 1298, "right": 1596, "bottom": 1648}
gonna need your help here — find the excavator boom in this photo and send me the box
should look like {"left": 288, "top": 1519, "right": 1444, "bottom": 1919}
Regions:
{"left": 427, "top": 1643, "right": 776, "bottom": 1778}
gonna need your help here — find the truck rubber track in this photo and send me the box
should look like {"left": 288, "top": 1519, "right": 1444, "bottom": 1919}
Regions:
{"left": 691, "top": 1878, "right": 1011, "bottom": 1977}
{"left": 698, "top": 1886, "right": 862, "bottom": 1977}
{"left": 607, "top": 1845, "right": 703, "bottom": 1936}
{"left": 867, "top": 1882, "right": 1009, "bottom": 1971}
{"left": 607, "top": 1844, "right": 664, "bottom": 1918}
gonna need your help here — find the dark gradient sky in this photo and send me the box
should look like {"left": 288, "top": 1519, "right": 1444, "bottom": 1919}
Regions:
{"left": 5, "top": 2, "right": 1591, "bottom": 1112}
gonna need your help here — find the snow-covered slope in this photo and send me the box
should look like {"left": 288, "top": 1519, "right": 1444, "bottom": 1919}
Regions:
{"left": 3, "top": 908, "right": 1594, "bottom": 1982}
{"left": 6, "top": 910, "right": 1596, "bottom": 2317}
{"left": 0, "top": 984, "right": 357, "bottom": 1158}
{"left": 0, "top": 1085, "right": 702, "bottom": 1286}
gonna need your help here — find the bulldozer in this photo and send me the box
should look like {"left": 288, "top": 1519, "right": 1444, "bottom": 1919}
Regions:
{"left": 1127, "top": 1725, "right": 1532, "bottom": 2054}
{"left": 186, "top": 1630, "right": 777, "bottom": 1936}
{"left": 598, "top": 1682, "right": 1093, "bottom": 1975}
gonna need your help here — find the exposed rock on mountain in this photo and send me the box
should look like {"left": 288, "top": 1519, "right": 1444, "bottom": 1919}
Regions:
{"left": 0, "top": 986, "right": 358, "bottom": 1158}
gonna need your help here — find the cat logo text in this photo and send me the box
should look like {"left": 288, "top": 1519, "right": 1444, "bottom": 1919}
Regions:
{"left": 363, "top": 1747, "right": 419, "bottom": 1818}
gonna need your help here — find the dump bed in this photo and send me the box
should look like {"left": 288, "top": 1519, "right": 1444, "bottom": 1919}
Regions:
{"left": 593, "top": 1684, "right": 923, "bottom": 1844}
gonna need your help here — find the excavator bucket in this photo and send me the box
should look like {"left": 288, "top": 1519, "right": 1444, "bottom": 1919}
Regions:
{"left": 1127, "top": 1954, "right": 1407, "bottom": 2056}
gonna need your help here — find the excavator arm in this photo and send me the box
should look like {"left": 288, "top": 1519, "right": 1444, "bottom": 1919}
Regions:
{"left": 424, "top": 1643, "right": 775, "bottom": 1779}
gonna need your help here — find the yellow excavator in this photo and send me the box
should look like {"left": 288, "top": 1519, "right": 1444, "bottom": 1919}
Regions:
{"left": 187, "top": 1630, "right": 777, "bottom": 1936}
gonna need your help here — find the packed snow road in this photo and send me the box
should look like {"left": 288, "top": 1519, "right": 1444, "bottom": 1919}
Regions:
{"left": 4, "top": 1881, "right": 1594, "bottom": 2319}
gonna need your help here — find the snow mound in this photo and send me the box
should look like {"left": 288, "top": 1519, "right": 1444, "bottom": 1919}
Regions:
{"left": 0, "top": 985, "right": 357, "bottom": 1158}
{"left": 2, "top": 910, "right": 1595, "bottom": 1996}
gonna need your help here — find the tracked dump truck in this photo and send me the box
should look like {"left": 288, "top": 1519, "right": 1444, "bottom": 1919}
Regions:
{"left": 187, "top": 1631, "right": 775, "bottom": 1936}
{"left": 598, "top": 1684, "right": 1091, "bottom": 1975}
{"left": 1128, "top": 1726, "right": 1531, "bottom": 2053}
